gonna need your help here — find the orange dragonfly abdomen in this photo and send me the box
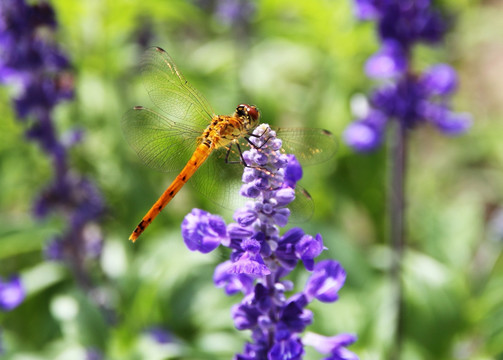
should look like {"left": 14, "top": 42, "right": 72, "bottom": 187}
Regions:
{"left": 129, "top": 142, "right": 213, "bottom": 242}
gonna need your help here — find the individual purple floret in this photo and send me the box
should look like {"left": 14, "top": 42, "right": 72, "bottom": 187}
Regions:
{"left": 345, "top": 0, "right": 471, "bottom": 152}
{"left": 303, "top": 332, "right": 359, "bottom": 360}
{"left": 0, "top": 276, "right": 25, "bottom": 311}
{"left": 182, "top": 124, "right": 357, "bottom": 359}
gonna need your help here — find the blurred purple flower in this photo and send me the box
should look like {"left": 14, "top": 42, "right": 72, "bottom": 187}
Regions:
{"left": 0, "top": 0, "right": 105, "bottom": 282}
{"left": 181, "top": 124, "right": 358, "bottom": 359}
{"left": 345, "top": 0, "right": 470, "bottom": 152}
{"left": 0, "top": 276, "right": 25, "bottom": 311}
{"left": 146, "top": 326, "right": 173, "bottom": 344}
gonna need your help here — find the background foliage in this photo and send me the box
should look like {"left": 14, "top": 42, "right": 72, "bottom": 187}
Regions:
{"left": 1, "top": 0, "right": 502, "bottom": 359}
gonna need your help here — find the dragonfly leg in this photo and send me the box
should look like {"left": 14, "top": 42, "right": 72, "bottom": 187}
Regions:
{"left": 225, "top": 142, "right": 252, "bottom": 167}
{"left": 245, "top": 127, "right": 273, "bottom": 149}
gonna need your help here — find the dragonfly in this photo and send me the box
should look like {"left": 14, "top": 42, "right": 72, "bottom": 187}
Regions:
{"left": 122, "top": 46, "right": 337, "bottom": 242}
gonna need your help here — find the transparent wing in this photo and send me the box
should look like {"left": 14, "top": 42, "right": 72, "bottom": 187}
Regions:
{"left": 141, "top": 46, "right": 215, "bottom": 129}
{"left": 121, "top": 106, "right": 202, "bottom": 172}
{"left": 190, "top": 141, "right": 247, "bottom": 211}
{"left": 274, "top": 127, "right": 338, "bottom": 165}
{"left": 289, "top": 186, "right": 314, "bottom": 223}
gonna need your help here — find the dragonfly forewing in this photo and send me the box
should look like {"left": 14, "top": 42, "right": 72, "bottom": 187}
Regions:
{"left": 275, "top": 127, "right": 338, "bottom": 166}
{"left": 121, "top": 106, "right": 202, "bottom": 173}
{"left": 141, "top": 47, "right": 215, "bottom": 129}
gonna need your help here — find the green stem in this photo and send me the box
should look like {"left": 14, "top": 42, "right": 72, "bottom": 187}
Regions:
{"left": 389, "top": 120, "right": 407, "bottom": 360}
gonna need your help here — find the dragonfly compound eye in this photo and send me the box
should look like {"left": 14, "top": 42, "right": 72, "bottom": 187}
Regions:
{"left": 237, "top": 104, "right": 260, "bottom": 122}
{"left": 246, "top": 105, "right": 260, "bottom": 122}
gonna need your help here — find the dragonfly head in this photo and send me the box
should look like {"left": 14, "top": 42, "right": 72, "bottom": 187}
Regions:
{"left": 236, "top": 104, "right": 260, "bottom": 130}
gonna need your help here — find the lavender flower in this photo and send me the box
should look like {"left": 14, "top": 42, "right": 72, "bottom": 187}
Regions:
{"left": 0, "top": 1, "right": 105, "bottom": 283}
{"left": 182, "top": 124, "right": 358, "bottom": 359}
{"left": 0, "top": 276, "right": 25, "bottom": 311}
{"left": 345, "top": 0, "right": 471, "bottom": 152}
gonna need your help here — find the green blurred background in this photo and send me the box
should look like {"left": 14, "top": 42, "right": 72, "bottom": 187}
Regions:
{"left": 1, "top": 0, "right": 502, "bottom": 359}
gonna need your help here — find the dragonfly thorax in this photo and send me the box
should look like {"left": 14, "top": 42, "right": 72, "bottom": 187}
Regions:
{"left": 199, "top": 104, "right": 260, "bottom": 149}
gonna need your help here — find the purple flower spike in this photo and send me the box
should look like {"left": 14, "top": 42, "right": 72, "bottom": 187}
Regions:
{"left": 0, "top": 276, "right": 25, "bottom": 311}
{"left": 345, "top": 0, "right": 471, "bottom": 151}
{"left": 181, "top": 209, "right": 227, "bottom": 253}
{"left": 181, "top": 124, "right": 356, "bottom": 359}
{"left": 305, "top": 260, "right": 346, "bottom": 303}
{"left": 1, "top": 0, "right": 105, "bottom": 285}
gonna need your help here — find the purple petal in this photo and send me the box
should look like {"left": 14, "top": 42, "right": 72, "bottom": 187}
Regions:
{"left": 365, "top": 41, "right": 407, "bottom": 78}
{"left": 227, "top": 223, "right": 254, "bottom": 239}
{"left": 231, "top": 303, "right": 261, "bottom": 330}
{"left": 421, "top": 64, "right": 458, "bottom": 95}
{"left": 275, "top": 188, "right": 295, "bottom": 206}
{"left": 234, "top": 207, "right": 258, "bottom": 227}
{"left": 268, "top": 337, "right": 304, "bottom": 360}
{"left": 229, "top": 252, "right": 271, "bottom": 276}
{"left": 240, "top": 182, "right": 261, "bottom": 198}
{"left": 284, "top": 154, "right": 303, "bottom": 187}
{"left": 433, "top": 111, "right": 472, "bottom": 135}
{"left": 295, "top": 234, "right": 324, "bottom": 271}
{"left": 214, "top": 261, "right": 254, "bottom": 295}
{"left": 343, "top": 120, "right": 382, "bottom": 152}
{"left": 0, "top": 276, "right": 25, "bottom": 311}
{"left": 305, "top": 260, "right": 346, "bottom": 303}
{"left": 279, "top": 227, "right": 305, "bottom": 244}
{"left": 272, "top": 208, "right": 290, "bottom": 227}
{"left": 303, "top": 332, "right": 358, "bottom": 359}
{"left": 181, "top": 208, "right": 226, "bottom": 253}
{"left": 353, "top": 0, "right": 380, "bottom": 20}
